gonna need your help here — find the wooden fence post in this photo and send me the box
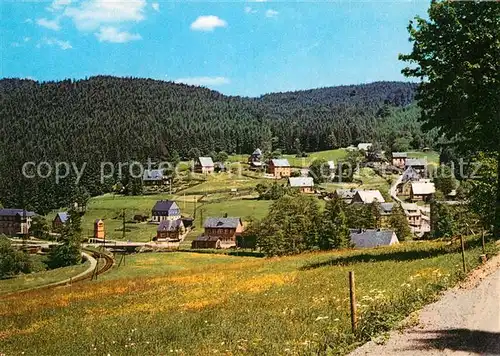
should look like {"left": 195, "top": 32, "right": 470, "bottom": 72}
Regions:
{"left": 481, "top": 229, "right": 486, "bottom": 255}
{"left": 460, "top": 235, "right": 466, "bottom": 273}
{"left": 349, "top": 271, "right": 357, "bottom": 333}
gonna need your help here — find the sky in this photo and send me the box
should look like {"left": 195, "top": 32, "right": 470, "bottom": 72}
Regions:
{"left": 0, "top": 0, "right": 430, "bottom": 97}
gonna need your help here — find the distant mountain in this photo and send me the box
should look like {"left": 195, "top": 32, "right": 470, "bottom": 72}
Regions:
{"left": 0, "top": 76, "right": 424, "bottom": 212}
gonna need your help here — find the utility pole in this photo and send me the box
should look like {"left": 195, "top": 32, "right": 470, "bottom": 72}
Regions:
{"left": 122, "top": 209, "right": 126, "bottom": 241}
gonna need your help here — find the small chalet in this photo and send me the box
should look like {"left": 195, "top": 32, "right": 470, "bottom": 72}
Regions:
{"left": 94, "top": 219, "right": 105, "bottom": 239}
{"left": 378, "top": 203, "right": 395, "bottom": 227}
{"left": 0, "top": 208, "right": 35, "bottom": 236}
{"left": 248, "top": 148, "right": 263, "bottom": 168}
{"left": 350, "top": 229, "right": 399, "bottom": 248}
{"left": 398, "top": 167, "right": 422, "bottom": 195}
{"left": 357, "top": 143, "right": 372, "bottom": 151}
{"left": 402, "top": 203, "right": 421, "bottom": 232}
{"left": 151, "top": 200, "right": 181, "bottom": 222}
{"left": 410, "top": 182, "right": 436, "bottom": 202}
{"left": 143, "top": 169, "right": 168, "bottom": 186}
{"left": 391, "top": 152, "right": 407, "bottom": 168}
{"left": 267, "top": 159, "right": 291, "bottom": 178}
{"left": 332, "top": 189, "right": 358, "bottom": 204}
{"left": 405, "top": 158, "right": 428, "bottom": 174}
{"left": 194, "top": 157, "right": 215, "bottom": 174}
{"left": 156, "top": 219, "right": 184, "bottom": 241}
{"left": 351, "top": 190, "right": 385, "bottom": 204}
{"left": 52, "top": 212, "right": 69, "bottom": 230}
{"left": 192, "top": 217, "right": 243, "bottom": 249}
{"left": 288, "top": 177, "right": 314, "bottom": 193}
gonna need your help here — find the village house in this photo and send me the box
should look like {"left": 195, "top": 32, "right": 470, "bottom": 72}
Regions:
{"left": 288, "top": 177, "right": 314, "bottom": 194}
{"left": 351, "top": 190, "right": 386, "bottom": 204}
{"left": 0, "top": 208, "right": 35, "bottom": 236}
{"left": 405, "top": 158, "right": 428, "bottom": 174}
{"left": 378, "top": 203, "right": 395, "bottom": 227}
{"left": 194, "top": 157, "right": 215, "bottom": 174}
{"left": 94, "top": 219, "right": 105, "bottom": 239}
{"left": 401, "top": 203, "right": 422, "bottom": 233}
{"left": 398, "top": 166, "right": 421, "bottom": 195}
{"left": 191, "top": 217, "right": 243, "bottom": 249}
{"left": 350, "top": 229, "right": 399, "bottom": 248}
{"left": 391, "top": 152, "right": 407, "bottom": 168}
{"left": 357, "top": 143, "right": 372, "bottom": 151}
{"left": 151, "top": 200, "right": 181, "bottom": 222}
{"left": 156, "top": 219, "right": 185, "bottom": 241}
{"left": 267, "top": 159, "right": 291, "bottom": 178}
{"left": 248, "top": 148, "right": 263, "bottom": 168}
{"left": 410, "top": 181, "right": 436, "bottom": 202}
{"left": 52, "top": 212, "right": 69, "bottom": 231}
{"left": 331, "top": 189, "right": 358, "bottom": 204}
{"left": 142, "top": 169, "right": 169, "bottom": 186}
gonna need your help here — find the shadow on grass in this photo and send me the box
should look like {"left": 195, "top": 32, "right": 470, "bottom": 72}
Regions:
{"left": 407, "top": 329, "right": 500, "bottom": 354}
{"left": 301, "top": 245, "right": 455, "bottom": 270}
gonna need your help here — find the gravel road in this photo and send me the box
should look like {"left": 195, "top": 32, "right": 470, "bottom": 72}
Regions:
{"left": 350, "top": 255, "right": 500, "bottom": 356}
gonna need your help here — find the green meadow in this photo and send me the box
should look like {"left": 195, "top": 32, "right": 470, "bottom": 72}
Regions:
{"left": 0, "top": 237, "right": 495, "bottom": 355}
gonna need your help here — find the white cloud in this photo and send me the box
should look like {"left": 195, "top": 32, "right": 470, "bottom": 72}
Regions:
{"left": 24, "top": 18, "right": 33, "bottom": 24}
{"left": 265, "top": 9, "right": 278, "bottom": 18}
{"left": 11, "top": 42, "right": 21, "bottom": 47}
{"left": 48, "top": 0, "right": 72, "bottom": 11}
{"left": 174, "top": 76, "right": 230, "bottom": 87}
{"left": 64, "top": 0, "right": 146, "bottom": 30}
{"left": 152, "top": 2, "right": 160, "bottom": 12}
{"left": 24, "top": 37, "right": 31, "bottom": 42}
{"left": 190, "top": 15, "right": 227, "bottom": 32}
{"left": 36, "top": 18, "right": 61, "bottom": 30}
{"left": 244, "top": 6, "right": 257, "bottom": 14}
{"left": 38, "top": 37, "right": 72, "bottom": 50}
{"left": 95, "top": 26, "right": 141, "bottom": 43}
{"left": 254, "top": 0, "right": 267, "bottom": 2}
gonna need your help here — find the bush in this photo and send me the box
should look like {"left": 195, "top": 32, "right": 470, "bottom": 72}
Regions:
{"left": 47, "top": 243, "right": 82, "bottom": 269}
{"left": 0, "top": 235, "right": 32, "bottom": 279}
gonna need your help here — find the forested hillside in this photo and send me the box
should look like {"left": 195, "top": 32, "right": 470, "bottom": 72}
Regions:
{"left": 0, "top": 76, "right": 434, "bottom": 213}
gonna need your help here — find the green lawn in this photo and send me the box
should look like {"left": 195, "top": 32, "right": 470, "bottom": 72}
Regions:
{"left": 0, "top": 259, "right": 90, "bottom": 294}
{"left": 0, "top": 238, "right": 496, "bottom": 355}
{"left": 178, "top": 173, "right": 268, "bottom": 195}
{"left": 408, "top": 151, "right": 440, "bottom": 165}
{"left": 79, "top": 194, "right": 196, "bottom": 242}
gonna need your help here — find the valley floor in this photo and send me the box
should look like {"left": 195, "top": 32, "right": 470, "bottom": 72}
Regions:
{"left": 0, "top": 238, "right": 496, "bottom": 355}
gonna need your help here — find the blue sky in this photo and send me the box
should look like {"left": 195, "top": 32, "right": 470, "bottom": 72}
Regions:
{"left": 1, "top": 0, "right": 430, "bottom": 97}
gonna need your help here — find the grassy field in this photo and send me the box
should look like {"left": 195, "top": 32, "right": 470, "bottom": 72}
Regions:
{"left": 0, "top": 259, "right": 90, "bottom": 294}
{"left": 0, "top": 238, "right": 495, "bottom": 355}
{"left": 79, "top": 194, "right": 196, "bottom": 242}
{"left": 408, "top": 151, "right": 440, "bottom": 165}
{"left": 178, "top": 173, "right": 270, "bottom": 195}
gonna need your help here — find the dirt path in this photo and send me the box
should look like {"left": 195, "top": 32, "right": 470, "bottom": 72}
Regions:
{"left": 350, "top": 255, "right": 500, "bottom": 356}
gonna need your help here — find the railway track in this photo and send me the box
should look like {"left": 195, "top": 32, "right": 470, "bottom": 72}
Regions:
{"left": 80, "top": 248, "right": 115, "bottom": 281}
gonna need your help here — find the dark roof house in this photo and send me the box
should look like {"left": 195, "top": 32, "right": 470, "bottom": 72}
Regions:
{"left": 204, "top": 217, "right": 242, "bottom": 229}
{"left": 379, "top": 203, "right": 395, "bottom": 216}
{"left": 56, "top": 212, "right": 69, "bottom": 223}
{"left": 0, "top": 209, "right": 35, "bottom": 217}
{"left": 350, "top": 229, "right": 399, "bottom": 248}
{"left": 143, "top": 169, "right": 165, "bottom": 182}
{"left": 157, "top": 219, "right": 184, "bottom": 232}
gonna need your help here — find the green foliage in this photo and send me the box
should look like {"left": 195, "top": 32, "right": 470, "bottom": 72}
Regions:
{"left": 30, "top": 215, "right": 50, "bottom": 239}
{"left": 433, "top": 165, "right": 456, "bottom": 196}
{"left": 0, "top": 78, "right": 418, "bottom": 213}
{"left": 345, "top": 204, "right": 376, "bottom": 230}
{"left": 256, "top": 182, "right": 294, "bottom": 200}
{"left": 389, "top": 204, "right": 412, "bottom": 242}
{"left": 309, "top": 158, "right": 329, "bottom": 184}
{"left": 319, "top": 197, "right": 351, "bottom": 249}
{"left": 47, "top": 208, "right": 82, "bottom": 269}
{"left": 467, "top": 154, "right": 498, "bottom": 229}
{"left": 255, "top": 195, "right": 321, "bottom": 256}
{"left": 430, "top": 200, "right": 456, "bottom": 239}
{"left": 400, "top": 0, "right": 500, "bottom": 234}
{"left": 0, "top": 235, "right": 32, "bottom": 279}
